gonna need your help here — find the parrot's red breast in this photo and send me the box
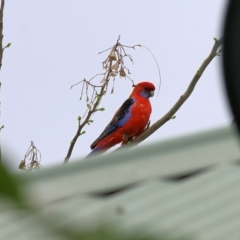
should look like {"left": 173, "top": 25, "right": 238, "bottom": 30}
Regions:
{"left": 88, "top": 81, "right": 155, "bottom": 155}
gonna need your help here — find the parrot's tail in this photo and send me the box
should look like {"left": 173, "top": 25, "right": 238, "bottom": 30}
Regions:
{"left": 85, "top": 143, "right": 106, "bottom": 158}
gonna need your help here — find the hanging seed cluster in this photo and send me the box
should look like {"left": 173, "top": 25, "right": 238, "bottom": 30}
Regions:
{"left": 18, "top": 141, "right": 42, "bottom": 171}
{"left": 101, "top": 38, "right": 134, "bottom": 82}
{"left": 70, "top": 36, "right": 137, "bottom": 102}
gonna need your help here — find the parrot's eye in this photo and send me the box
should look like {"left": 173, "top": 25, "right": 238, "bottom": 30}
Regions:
{"left": 144, "top": 87, "right": 150, "bottom": 91}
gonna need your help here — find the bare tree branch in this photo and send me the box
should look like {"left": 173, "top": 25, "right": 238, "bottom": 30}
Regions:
{"left": 118, "top": 37, "right": 223, "bottom": 149}
{"left": 0, "top": 0, "right": 4, "bottom": 71}
{"left": 0, "top": 0, "right": 4, "bottom": 165}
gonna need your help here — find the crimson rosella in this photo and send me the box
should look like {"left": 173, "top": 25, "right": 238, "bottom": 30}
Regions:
{"left": 88, "top": 81, "right": 155, "bottom": 155}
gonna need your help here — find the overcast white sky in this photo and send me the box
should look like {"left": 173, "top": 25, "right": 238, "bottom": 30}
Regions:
{"left": 1, "top": 1, "right": 230, "bottom": 169}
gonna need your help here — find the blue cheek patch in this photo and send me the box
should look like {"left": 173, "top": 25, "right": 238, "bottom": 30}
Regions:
{"left": 140, "top": 90, "right": 150, "bottom": 98}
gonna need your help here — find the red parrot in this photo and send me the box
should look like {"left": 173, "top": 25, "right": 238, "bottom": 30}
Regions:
{"left": 88, "top": 81, "right": 155, "bottom": 155}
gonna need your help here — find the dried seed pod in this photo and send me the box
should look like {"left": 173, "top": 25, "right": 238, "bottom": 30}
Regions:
{"left": 109, "top": 50, "right": 117, "bottom": 61}
{"left": 111, "top": 86, "right": 114, "bottom": 94}
{"left": 18, "top": 160, "right": 26, "bottom": 170}
{"left": 110, "top": 72, "right": 118, "bottom": 77}
{"left": 120, "top": 67, "right": 126, "bottom": 77}
{"left": 100, "top": 77, "right": 106, "bottom": 83}
{"left": 111, "top": 62, "right": 119, "bottom": 72}
{"left": 118, "top": 58, "right": 123, "bottom": 64}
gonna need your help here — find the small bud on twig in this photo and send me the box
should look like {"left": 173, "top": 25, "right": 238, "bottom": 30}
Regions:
{"left": 97, "top": 107, "right": 105, "bottom": 111}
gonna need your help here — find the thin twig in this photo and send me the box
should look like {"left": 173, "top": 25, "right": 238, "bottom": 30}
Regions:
{"left": 139, "top": 44, "right": 162, "bottom": 96}
{"left": 64, "top": 83, "right": 108, "bottom": 163}
{"left": 70, "top": 74, "right": 105, "bottom": 89}
{"left": 122, "top": 43, "right": 162, "bottom": 96}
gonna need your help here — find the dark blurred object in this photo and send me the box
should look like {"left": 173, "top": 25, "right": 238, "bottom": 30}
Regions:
{"left": 223, "top": 0, "right": 240, "bottom": 134}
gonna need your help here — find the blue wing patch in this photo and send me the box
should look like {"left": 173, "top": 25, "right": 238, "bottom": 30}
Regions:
{"left": 90, "top": 97, "right": 135, "bottom": 149}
